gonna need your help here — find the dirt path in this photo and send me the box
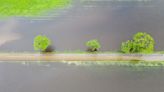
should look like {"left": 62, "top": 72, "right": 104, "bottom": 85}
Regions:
{"left": 0, "top": 53, "right": 163, "bottom": 61}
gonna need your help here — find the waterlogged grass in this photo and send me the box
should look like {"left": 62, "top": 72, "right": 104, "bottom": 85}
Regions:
{"left": 1, "top": 51, "right": 164, "bottom": 54}
{"left": 0, "top": 51, "right": 121, "bottom": 54}
{"left": 52, "top": 51, "right": 122, "bottom": 54}
{"left": 63, "top": 61, "right": 164, "bottom": 67}
{"left": 0, "top": 0, "right": 72, "bottom": 17}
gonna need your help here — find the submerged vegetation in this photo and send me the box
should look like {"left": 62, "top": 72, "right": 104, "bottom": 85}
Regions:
{"left": 63, "top": 61, "right": 164, "bottom": 67}
{"left": 0, "top": 0, "right": 72, "bottom": 17}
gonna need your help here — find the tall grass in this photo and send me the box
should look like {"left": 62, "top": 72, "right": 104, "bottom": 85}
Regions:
{"left": 0, "top": 0, "right": 72, "bottom": 17}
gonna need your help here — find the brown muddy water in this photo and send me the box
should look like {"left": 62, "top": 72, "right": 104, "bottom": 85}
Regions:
{"left": 0, "top": 62, "right": 164, "bottom": 92}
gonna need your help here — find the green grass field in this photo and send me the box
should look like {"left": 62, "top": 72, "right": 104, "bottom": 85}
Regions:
{"left": 0, "top": 0, "right": 72, "bottom": 17}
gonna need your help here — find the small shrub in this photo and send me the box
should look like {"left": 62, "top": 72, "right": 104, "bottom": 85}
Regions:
{"left": 121, "top": 40, "right": 135, "bottom": 53}
{"left": 121, "top": 32, "right": 155, "bottom": 53}
{"left": 86, "top": 39, "right": 101, "bottom": 52}
{"left": 33, "top": 35, "right": 51, "bottom": 52}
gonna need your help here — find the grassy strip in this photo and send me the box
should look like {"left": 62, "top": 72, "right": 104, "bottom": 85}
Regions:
{"left": 0, "top": 0, "right": 72, "bottom": 17}
{"left": 2, "top": 60, "right": 164, "bottom": 67}
{"left": 0, "top": 51, "right": 121, "bottom": 54}
{"left": 62, "top": 61, "right": 164, "bottom": 67}
{"left": 54, "top": 51, "right": 122, "bottom": 54}
{"left": 0, "top": 51, "right": 163, "bottom": 54}
{"left": 0, "top": 50, "right": 164, "bottom": 55}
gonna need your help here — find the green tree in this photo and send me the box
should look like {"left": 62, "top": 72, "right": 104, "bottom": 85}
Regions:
{"left": 133, "top": 32, "right": 155, "bottom": 53}
{"left": 121, "top": 32, "right": 155, "bottom": 53}
{"left": 33, "top": 35, "right": 51, "bottom": 52}
{"left": 86, "top": 39, "right": 101, "bottom": 52}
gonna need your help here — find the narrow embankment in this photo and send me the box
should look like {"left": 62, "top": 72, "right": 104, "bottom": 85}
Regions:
{"left": 0, "top": 53, "right": 163, "bottom": 61}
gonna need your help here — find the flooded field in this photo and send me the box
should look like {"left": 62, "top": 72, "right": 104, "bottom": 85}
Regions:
{"left": 0, "top": 62, "right": 164, "bottom": 92}
{"left": 0, "top": 0, "right": 163, "bottom": 92}
{"left": 0, "top": 0, "right": 164, "bottom": 51}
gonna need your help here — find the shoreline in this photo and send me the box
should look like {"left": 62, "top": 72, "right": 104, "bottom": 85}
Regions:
{"left": 0, "top": 53, "right": 163, "bottom": 61}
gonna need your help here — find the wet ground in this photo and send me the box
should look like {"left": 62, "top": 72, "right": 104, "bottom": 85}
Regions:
{"left": 0, "top": 62, "right": 164, "bottom": 92}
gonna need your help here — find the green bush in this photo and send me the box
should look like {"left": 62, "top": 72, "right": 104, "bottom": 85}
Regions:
{"left": 33, "top": 35, "right": 51, "bottom": 52}
{"left": 121, "top": 40, "right": 135, "bottom": 53}
{"left": 121, "top": 32, "right": 155, "bottom": 53}
{"left": 86, "top": 39, "right": 101, "bottom": 52}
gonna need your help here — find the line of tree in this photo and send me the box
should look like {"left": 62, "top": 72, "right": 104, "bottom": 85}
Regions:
{"left": 33, "top": 32, "right": 155, "bottom": 54}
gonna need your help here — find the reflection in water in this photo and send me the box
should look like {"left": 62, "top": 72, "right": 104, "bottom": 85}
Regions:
{"left": 0, "top": 62, "right": 164, "bottom": 92}
{"left": 0, "top": 19, "right": 21, "bottom": 46}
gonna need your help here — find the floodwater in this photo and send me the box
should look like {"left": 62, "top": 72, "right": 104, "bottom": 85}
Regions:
{"left": 0, "top": 1, "right": 164, "bottom": 92}
{"left": 0, "top": 0, "right": 164, "bottom": 52}
{"left": 0, "top": 62, "right": 164, "bottom": 92}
